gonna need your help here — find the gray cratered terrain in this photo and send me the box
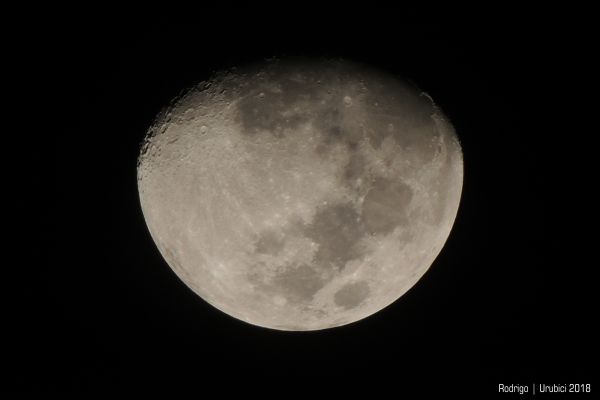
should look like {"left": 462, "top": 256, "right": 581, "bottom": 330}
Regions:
{"left": 137, "top": 58, "right": 463, "bottom": 331}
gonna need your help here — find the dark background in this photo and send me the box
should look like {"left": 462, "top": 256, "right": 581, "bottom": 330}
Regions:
{"left": 21, "top": 12, "right": 594, "bottom": 392}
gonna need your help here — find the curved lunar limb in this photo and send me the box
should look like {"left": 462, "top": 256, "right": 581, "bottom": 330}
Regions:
{"left": 137, "top": 58, "right": 463, "bottom": 331}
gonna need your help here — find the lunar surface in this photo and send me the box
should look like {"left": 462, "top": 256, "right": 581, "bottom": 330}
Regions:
{"left": 137, "top": 58, "right": 463, "bottom": 331}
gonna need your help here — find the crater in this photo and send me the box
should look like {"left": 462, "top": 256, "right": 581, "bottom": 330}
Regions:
{"left": 304, "top": 203, "right": 367, "bottom": 271}
{"left": 362, "top": 177, "right": 413, "bottom": 235}
{"left": 362, "top": 83, "right": 440, "bottom": 163}
{"left": 234, "top": 78, "right": 317, "bottom": 137}
{"left": 386, "top": 96, "right": 437, "bottom": 150}
{"left": 334, "top": 281, "right": 370, "bottom": 310}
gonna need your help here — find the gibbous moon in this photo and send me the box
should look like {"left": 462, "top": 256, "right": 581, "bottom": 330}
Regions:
{"left": 137, "top": 58, "right": 463, "bottom": 331}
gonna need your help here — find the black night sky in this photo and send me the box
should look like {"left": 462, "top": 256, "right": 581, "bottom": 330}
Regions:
{"left": 22, "top": 12, "right": 594, "bottom": 393}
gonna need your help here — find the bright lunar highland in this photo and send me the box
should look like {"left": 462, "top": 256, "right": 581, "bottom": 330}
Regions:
{"left": 137, "top": 59, "right": 463, "bottom": 331}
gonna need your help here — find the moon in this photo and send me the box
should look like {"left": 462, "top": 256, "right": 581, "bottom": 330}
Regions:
{"left": 137, "top": 58, "right": 463, "bottom": 331}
